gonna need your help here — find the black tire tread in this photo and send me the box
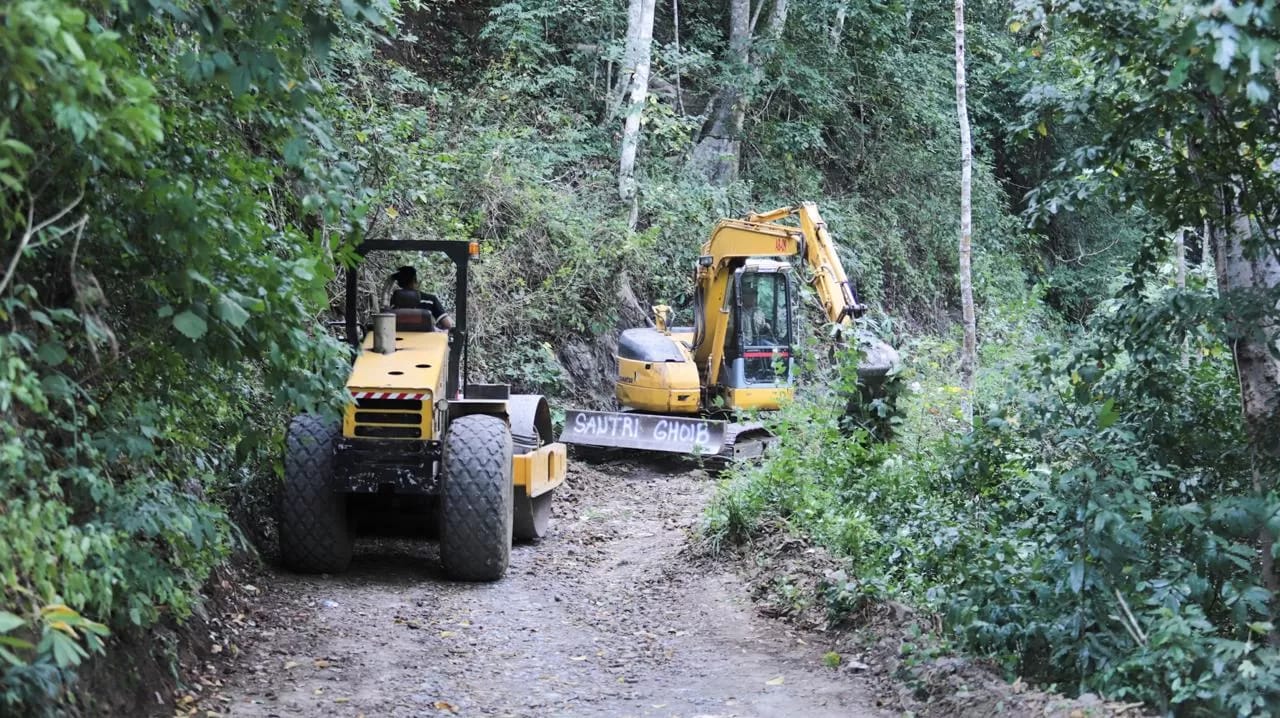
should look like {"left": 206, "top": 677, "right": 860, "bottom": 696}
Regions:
{"left": 440, "top": 414, "right": 513, "bottom": 581}
{"left": 279, "top": 415, "right": 353, "bottom": 573}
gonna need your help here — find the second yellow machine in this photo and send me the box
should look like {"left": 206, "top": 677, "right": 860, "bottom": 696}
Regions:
{"left": 560, "top": 203, "right": 898, "bottom": 458}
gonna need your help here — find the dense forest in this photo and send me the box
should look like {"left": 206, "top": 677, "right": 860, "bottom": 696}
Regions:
{"left": 1, "top": 0, "right": 1278, "bottom": 715}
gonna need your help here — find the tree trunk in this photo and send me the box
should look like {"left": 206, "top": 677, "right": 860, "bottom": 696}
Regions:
{"left": 690, "top": 0, "right": 788, "bottom": 186}
{"left": 1212, "top": 199, "right": 1280, "bottom": 641}
{"left": 955, "top": 0, "right": 977, "bottom": 427}
{"left": 1175, "top": 227, "right": 1186, "bottom": 289}
{"left": 690, "top": 0, "right": 749, "bottom": 185}
{"left": 830, "top": 1, "right": 848, "bottom": 45}
{"left": 1214, "top": 209, "right": 1280, "bottom": 457}
{"left": 672, "top": 0, "right": 685, "bottom": 114}
{"left": 1175, "top": 227, "right": 1188, "bottom": 367}
{"left": 617, "top": 0, "right": 657, "bottom": 227}
{"left": 610, "top": 0, "right": 642, "bottom": 115}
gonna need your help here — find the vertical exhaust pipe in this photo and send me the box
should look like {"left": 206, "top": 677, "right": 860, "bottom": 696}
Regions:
{"left": 373, "top": 313, "right": 396, "bottom": 354}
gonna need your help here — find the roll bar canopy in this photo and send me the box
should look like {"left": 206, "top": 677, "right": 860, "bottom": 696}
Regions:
{"left": 345, "top": 239, "right": 473, "bottom": 399}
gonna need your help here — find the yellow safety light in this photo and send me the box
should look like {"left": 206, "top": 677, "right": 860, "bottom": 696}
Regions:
{"left": 468, "top": 240, "right": 480, "bottom": 257}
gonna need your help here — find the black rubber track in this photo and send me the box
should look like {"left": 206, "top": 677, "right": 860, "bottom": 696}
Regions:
{"left": 278, "top": 415, "right": 353, "bottom": 573}
{"left": 439, "top": 414, "right": 513, "bottom": 581}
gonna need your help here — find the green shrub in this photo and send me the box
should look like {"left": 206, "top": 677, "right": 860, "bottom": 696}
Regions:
{"left": 0, "top": 1, "right": 375, "bottom": 710}
{"left": 709, "top": 283, "right": 1280, "bottom": 715}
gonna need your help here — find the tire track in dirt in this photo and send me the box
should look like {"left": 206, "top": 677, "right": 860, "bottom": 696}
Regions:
{"left": 210, "top": 459, "right": 888, "bottom": 717}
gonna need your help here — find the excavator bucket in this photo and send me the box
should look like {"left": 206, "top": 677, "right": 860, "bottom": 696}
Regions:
{"left": 560, "top": 410, "right": 726, "bottom": 456}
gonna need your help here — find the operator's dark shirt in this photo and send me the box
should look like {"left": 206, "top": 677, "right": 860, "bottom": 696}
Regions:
{"left": 417, "top": 292, "right": 447, "bottom": 320}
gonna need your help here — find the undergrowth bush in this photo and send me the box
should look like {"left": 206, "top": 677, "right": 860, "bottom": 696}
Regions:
{"left": 1, "top": 2, "right": 372, "bottom": 711}
{"left": 707, "top": 282, "right": 1280, "bottom": 715}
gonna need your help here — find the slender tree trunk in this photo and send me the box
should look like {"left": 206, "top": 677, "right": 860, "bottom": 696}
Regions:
{"left": 690, "top": 0, "right": 788, "bottom": 186}
{"left": 617, "top": 0, "right": 657, "bottom": 229}
{"left": 605, "top": 12, "right": 616, "bottom": 110}
{"left": 672, "top": 0, "right": 685, "bottom": 114}
{"left": 1175, "top": 228, "right": 1187, "bottom": 288}
{"left": 1211, "top": 196, "right": 1280, "bottom": 641}
{"left": 830, "top": 1, "right": 848, "bottom": 45}
{"left": 1175, "top": 227, "right": 1188, "bottom": 367}
{"left": 1169, "top": 137, "right": 1188, "bottom": 302}
{"left": 610, "top": 0, "right": 646, "bottom": 117}
{"left": 955, "top": 0, "right": 977, "bottom": 427}
{"left": 752, "top": 0, "right": 789, "bottom": 80}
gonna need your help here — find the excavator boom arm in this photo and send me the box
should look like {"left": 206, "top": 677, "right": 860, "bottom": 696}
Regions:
{"left": 793, "top": 202, "right": 865, "bottom": 325}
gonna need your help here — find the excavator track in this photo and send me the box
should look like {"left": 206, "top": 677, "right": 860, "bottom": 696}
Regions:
{"left": 719, "top": 422, "right": 777, "bottom": 461}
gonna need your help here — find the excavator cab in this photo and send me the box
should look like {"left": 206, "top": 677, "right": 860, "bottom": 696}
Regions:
{"left": 724, "top": 261, "right": 794, "bottom": 390}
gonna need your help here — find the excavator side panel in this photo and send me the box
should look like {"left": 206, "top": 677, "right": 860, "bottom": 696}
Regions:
{"left": 615, "top": 327, "right": 702, "bottom": 414}
{"left": 722, "top": 386, "right": 793, "bottom": 412}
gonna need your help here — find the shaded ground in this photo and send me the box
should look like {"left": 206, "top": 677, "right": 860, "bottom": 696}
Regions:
{"left": 193, "top": 460, "right": 889, "bottom": 717}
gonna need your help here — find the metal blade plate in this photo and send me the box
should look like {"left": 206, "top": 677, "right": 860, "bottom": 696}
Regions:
{"left": 560, "top": 410, "right": 726, "bottom": 456}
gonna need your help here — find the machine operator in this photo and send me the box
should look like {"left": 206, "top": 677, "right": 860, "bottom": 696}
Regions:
{"left": 391, "top": 266, "right": 455, "bottom": 330}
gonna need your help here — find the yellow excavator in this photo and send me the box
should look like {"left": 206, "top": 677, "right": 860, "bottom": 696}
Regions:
{"left": 560, "top": 202, "right": 899, "bottom": 459}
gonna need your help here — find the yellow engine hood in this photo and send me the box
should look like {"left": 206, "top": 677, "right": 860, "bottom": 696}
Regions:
{"left": 347, "top": 332, "right": 449, "bottom": 396}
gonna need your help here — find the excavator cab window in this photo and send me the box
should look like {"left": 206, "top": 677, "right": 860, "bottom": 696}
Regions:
{"left": 729, "top": 269, "right": 793, "bottom": 384}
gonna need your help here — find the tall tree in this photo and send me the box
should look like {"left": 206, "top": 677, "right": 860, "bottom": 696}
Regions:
{"left": 690, "top": 0, "right": 789, "bottom": 185}
{"left": 617, "top": 0, "right": 657, "bottom": 228}
{"left": 955, "top": 0, "right": 977, "bottom": 426}
{"left": 1019, "top": 0, "right": 1280, "bottom": 456}
{"left": 1214, "top": 207, "right": 1280, "bottom": 608}
{"left": 1176, "top": 226, "right": 1188, "bottom": 367}
{"left": 1018, "top": 0, "right": 1280, "bottom": 623}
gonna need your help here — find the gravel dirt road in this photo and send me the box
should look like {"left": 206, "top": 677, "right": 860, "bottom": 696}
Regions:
{"left": 211, "top": 459, "right": 888, "bottom": 717}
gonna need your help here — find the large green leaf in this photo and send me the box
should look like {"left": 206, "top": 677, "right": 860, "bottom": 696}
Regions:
{"left": 37, "top": 341, "right": 69, "bottom": 366}
{"left": 216, "top": 294, "right": 251, "bottom": 329}
{"left": 173, "top": 310, "right": 208, "bottom": 340}
{"left": 0, "top": 611, "right": 24, "bottom": 633}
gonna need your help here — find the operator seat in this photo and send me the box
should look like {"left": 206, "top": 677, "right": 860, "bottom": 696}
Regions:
{"left": 390, "top": 289, "right": 420, "bottom": 309}
{"left": 386, "top": 289, "right": 434, "bottom": 332}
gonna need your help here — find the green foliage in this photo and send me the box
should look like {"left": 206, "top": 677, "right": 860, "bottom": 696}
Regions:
{"left": 709, "top": 2, "right": 1280, "bottom": 714}
{"left": 740, "top": 1, "right": 1035, "bottom": 321}
{"left": 1015, "top": 0, "right": 1280, "bottom": 234}
{"left": 0, "top": 605, "right": 108, "bottom": 710}
{"left": 710, "top": 276, "right": 1280, "bottom": 714}
{"left": 0, "top": 0, "right": 384, "bottom": 710}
